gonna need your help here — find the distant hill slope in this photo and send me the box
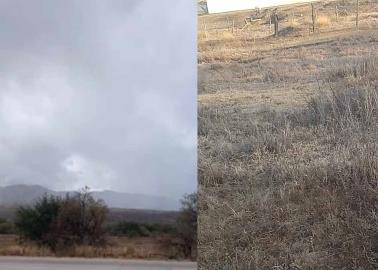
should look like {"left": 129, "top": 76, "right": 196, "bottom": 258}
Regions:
{"left": 0, "top": 206, "right": 179, "bottom": 224}
{"left": 0, "top": 184, "right": 180, "bottom": 211}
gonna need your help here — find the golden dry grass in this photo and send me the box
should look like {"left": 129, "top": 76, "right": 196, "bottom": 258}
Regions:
{"left": 198, "top": 0, "right": 378, "bottom": 269}
{"left": 0, "top": 234, "right": 186, "bottom": 260}
{"left": 317, "top": 15, "right": 332, "bottom": 27}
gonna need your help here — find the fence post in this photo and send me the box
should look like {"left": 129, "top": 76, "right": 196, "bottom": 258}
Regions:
{"left": 272, "top": 12, "right": 279, "bottom": 37}
{"left": 270, "top": 15, "right": 272, "bottom": 31}
{"left": 356, "top": 0, "right": 360, "bottom": 30}
{"left": 335, "top": 5, "right": 339, "bottom": 22}
{"left": 311, "top": 3, "right": 316, "bottom": 33}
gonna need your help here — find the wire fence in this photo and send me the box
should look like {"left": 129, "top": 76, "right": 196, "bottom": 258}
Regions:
{"left": 198, "top": 0, "right": 378, "bottom": 40}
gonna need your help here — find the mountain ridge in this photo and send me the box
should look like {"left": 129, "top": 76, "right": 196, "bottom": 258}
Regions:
{"left": 0, "top": 184, "right": 179, "bottom": 211}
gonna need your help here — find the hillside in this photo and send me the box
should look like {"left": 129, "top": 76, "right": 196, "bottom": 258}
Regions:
{"left": 198, "top": 0, "right": 378, "bottom": 269}
{"left": 0, "top": 184, "right": 180, "bottom": 211}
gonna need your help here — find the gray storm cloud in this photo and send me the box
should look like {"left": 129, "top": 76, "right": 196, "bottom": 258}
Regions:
{"left": 0, "top": 0, "right": 197, "bottom": 199}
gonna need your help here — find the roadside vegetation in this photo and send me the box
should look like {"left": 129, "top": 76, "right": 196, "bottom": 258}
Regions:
{"left": 0, "top": 190, "right": 197, "bottom": 260}
{"left": 108, "top": 221, "right": 176, "bottom": 238}
{"left": 0, "top": 218, "right": 14, "bottom": 234}
{"left": 15, "top": 188, "right": 108, "bottom": 251}
{"left": 176, "top": 193, "right": 198, "bottom": 258}
{"left": 198, "top": 0, "right": 378, "bottom": 269}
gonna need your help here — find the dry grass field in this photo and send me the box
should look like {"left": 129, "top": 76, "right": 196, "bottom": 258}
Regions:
{"left": 0, "top": 208, "right": 183, "bottom": 260}
{"left": 198, "top": 0, "right": 378, "bottom": 269}
{"left": 0, "top": 234, "right": 184, "bottom": 260}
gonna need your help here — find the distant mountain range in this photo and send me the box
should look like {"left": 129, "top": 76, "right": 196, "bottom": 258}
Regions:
{"left": 0, "top": 185, "right": 180, "bottom": 211}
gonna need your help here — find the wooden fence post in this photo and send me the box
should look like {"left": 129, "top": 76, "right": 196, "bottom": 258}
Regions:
{"left": 270, "top": 15, "right": 272, "bottom": 32}
{"left": 311, "top": 3, "right": 316, "bottom": 33}
{"left": 335, "top": 5, "right": 339, "bottom": 22}
{"left": 356, "top": 0, "right": 360, "bottom": 30}
{"left": 272, "top": 12, "right": 279, "bottom": 37}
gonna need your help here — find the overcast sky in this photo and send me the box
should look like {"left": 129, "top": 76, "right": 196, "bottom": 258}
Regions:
{"left": 206, "top": 0, "right": 317, "bottom": 13}
{"left": 0, "top": 0, "right": 196, "bottom": 199}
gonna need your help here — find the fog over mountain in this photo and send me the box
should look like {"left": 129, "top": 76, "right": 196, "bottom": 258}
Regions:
{"left": 0, "top": 185, "right": 180, "bottom": 211}
{"left": 0, "top": 0, "right": 196, "bottom": 201}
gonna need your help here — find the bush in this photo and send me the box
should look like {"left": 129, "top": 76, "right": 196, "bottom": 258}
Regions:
{"left": 109, "top": 222, "right": 149, "bottom": 237}
{"left": 145, "top": 223, "right": 176, "bottom": 235}
{"left": 176, "top": 193, "right": 197, "bottom": 259}
{"left": 108, "top": 222, "right": 176, "bottom": 237}
{"left": 14, "top": 188, "right": 108, "bottom": 250}
{"left": 15, "top": 196, "right": 61, "bottom": 243}
{"left": 328, "top": 57, "right": 378, "bottom": 83}
{"left": 0, "top": 218, "right": 15, "bottom": 234}
{"left": 303, "top": 87, "right": 378, "bottom": 129}
{"left": 49, "top": 191, "right": 108, "bottom": 249}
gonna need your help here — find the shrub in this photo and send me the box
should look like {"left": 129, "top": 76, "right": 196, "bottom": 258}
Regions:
{"left": 14, "top": 195, "right": 61, "bottom": 244}
{"left": 0, "top": 218, "right": 15, "bottom": 234}
{"left": 14, "top": 188, "right": 108, "bottom": 250}
{"left": 145, "top": 223, "right": 176, "bottom": 235}
{"left": 286, "top": 87, "right": 378, "bottom": 130}
{"left": 49, "top": 191, "right": 108, "bottom": 249}
{"left": 176, "top": 193, "right": 197, "bottom": 259}
{"left": 109, "top": 222, "right": 149, "bottom": 237}
{"left": 328, "top": 57, "right": 378, "bottom": 83}
{"left": 108, "top": 221, "right": 176, "bottom": 237}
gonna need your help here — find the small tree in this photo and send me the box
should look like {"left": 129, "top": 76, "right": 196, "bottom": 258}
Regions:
{"left": 14, "top": 188, "right": 108, "bottom": 250}
{"left": 176, "top": 193, "right": 197, "bottom": 258}
{"left": 49, "top": 188, "right": 108, "bottom": 249}
{"left": 14, "top": 195, "right": 61, "bottom": 245}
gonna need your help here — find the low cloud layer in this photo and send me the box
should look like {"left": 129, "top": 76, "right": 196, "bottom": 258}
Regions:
{"left": 0, "top": 0, "right": 196, "bottom": 199}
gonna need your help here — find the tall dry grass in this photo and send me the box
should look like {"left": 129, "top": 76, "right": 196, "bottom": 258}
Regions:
{"left": 317, "top": 15, "right": 332, "bottom": 27}
{"left": 198, "top": 56, "right": 378, "bottom": 269}
{"left": 0, "top": 235, "right": 188, "bottom": 260}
